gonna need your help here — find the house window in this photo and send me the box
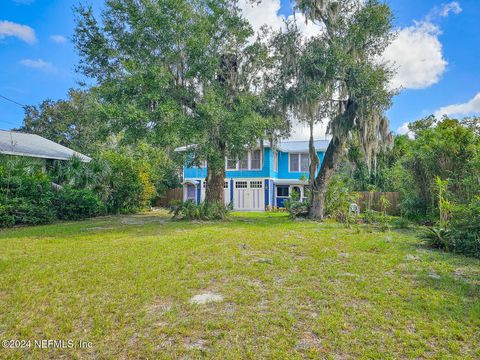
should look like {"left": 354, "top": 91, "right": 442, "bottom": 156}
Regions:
{"left": 250, "top": 180, "right": 263, "bottom": 189}
{"left": 301, "top": 154, "right": 309, "bottom": 172}
{"left": 277, "top": 186, "right": 289, "bottom": 197}
{"left": 226, "top": 157, "right": 237, "bottom": 170}
{"left": 239, "top": 152, "right": 249, "bottom": 170}
{"left": 235, "top": 181, "right": 248, "bottom": 189}
{"left": 289, "top": 153, "right": 310, "bottom": 172}
{"left": 202, "top": 181, "right": 206, "bottom": 188}
{"left": 225, "top": 149, "right": 263, "bottom": 171}
{"left": 273, "top": 150, "right": 278, "bottom": 172}
{"left": 251, "top": 149, "right": 262, "bottom": 170}
{"left": 224, "top": 181, "right": 229, "bottom": 188}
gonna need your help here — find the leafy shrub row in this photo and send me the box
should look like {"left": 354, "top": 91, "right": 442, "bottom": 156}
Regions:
{"left": 0, "top": 173, "right": 104, "bottom": 227}
{"left": 420, "top": 197, "right": 480, "bottom": 258}
{"left": 169, "top": 200, "right": 230, "bottom": 220}
{"left": 0, "top": 144, "right": 178, "bottom": 227}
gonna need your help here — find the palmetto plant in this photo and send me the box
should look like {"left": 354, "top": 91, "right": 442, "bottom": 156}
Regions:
{"left": 418, "top": 227, "right": 452, "bottom": 251}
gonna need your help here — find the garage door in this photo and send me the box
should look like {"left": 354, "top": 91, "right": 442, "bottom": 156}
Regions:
{"left": 233, "top": 180, "right": 264, "bottom": 211}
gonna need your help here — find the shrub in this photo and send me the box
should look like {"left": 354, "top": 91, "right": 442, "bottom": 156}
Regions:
{"left": 448, "top": 198, "right": 480, "bottom": 258}
{"left": 325, "top": 176, "right": 357, "bottom": 223}
{"left": 391, "top": 217, "right": 412, "bottom": 229}
{"left": 0, "top": 159, "right": 56, "bottom": 227}
{"left": 419, "top": 227, "right": 452, "bottom": 251}
{"left": 53, "top": 187, "right": 104, "bottom": 220}
{"left": 284, "top": 199, "right": 308, "bottom": 219}
{"left": 98, "top": 150, "right": 155, "bottom": 214}
{"left": 169, "top": 200, "right": 229, "bottom": 220}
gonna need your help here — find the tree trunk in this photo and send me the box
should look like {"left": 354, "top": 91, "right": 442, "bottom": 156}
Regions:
{"left": 205, "top": 142, "right": 226, "bottom": 204}
{"left": 308, "top": 99, "right": 357, "bottom": 220}
{"left": 308, "top": 117, "right": 320, "bottom": 209}
{"left": 308, "top": 136, "right": 345, "bottom": 219}
{"left": 205, "top": 165, "right": 225, "bottom": 204}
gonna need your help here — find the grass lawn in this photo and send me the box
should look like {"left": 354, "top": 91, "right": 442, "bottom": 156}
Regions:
{"left": 0, "top": 211, "right": 479, "bottom": 359}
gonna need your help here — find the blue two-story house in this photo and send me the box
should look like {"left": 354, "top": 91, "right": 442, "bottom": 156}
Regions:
{"left": 176, "top": 140, "right": 329, "bottom": 211}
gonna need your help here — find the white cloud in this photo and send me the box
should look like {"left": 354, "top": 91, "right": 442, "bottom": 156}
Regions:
{"left": 428, "top": 2, "right": 462, "bottom": 20}
{"left": 0, "top": 20, "right": 36, "bottom": 44}
{"left": 20, "top": 59, "right": 56, "bottom": 73}
{"left": 384, "top": 21, "right": 447, "bottom": 90}
{"left": 50, "top": 35, "right": 67, "bottom": 44}
{"left": 383, "top": 2, "right": 462, "bottom": 91}
{"left": 289, "top": 117, "right": 329, "bottom": 141}
{"left": 434, "top": 93, "right": 480, "bottom": 118}
{"left": 237, "top": 0, "right": 322, "bottom": 39}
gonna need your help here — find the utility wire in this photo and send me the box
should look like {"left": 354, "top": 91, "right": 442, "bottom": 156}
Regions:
{"left": 0, "top": 94, "right": 26, "bottom": 108}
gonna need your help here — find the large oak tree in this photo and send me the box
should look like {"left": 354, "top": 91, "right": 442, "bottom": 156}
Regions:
{"left": 278, "top": 0, "right": 395, "bottom": 219}
{"left": 74, "top": 0, "right": 286, "bottom": 204}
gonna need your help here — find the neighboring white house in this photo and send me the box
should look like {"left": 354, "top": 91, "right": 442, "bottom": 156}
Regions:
{"left": 0, "top": 130, "right": 91, "bottom": 162}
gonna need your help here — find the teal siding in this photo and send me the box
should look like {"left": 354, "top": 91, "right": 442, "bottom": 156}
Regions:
{"left": 276, "top": 151, "right": 324, "bottom": 180}
{"left": 184, "top": 148, "right": 273, "bottom": 179}
{"left": 183, "top": 148, "right": 325, "bottom": 181}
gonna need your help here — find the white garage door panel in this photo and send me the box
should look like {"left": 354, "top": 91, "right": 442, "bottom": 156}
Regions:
{"left": 233, "top": 180, "right": 264, "bottom": 211}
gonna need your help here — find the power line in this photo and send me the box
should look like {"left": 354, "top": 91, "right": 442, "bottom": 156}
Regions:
{"left": 0, "top": 94, "right": 26, "bottom": 108}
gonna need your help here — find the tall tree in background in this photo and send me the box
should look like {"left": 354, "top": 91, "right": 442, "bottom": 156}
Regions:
{"left": 74, "top": 0, "right": 286, "bottom": 204}
{"left": 290, "top": 0, "right": 395, "bottom": 219}
{"left": 20, "top": 89, "right": 108, "bottom": 155}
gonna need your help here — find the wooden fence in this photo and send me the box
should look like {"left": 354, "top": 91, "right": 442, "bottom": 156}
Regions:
{"left": 155, "top": 188, "right": 183, "bottom": 207}
{"left": 355, "top": 191, "right": 400, "bottom": 215}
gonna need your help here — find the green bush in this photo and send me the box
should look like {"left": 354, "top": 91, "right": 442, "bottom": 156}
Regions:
{"left": 419, "top": 227, "right": 453, "bottom": 251}
{"left": 53, "top": 187, "right": 105, "bottom": 220}
{"left": 0, "top": 160, "right": 56, "bottom": 227}
{"left": 449, "top": 198, "right": 480, "bottom": 258}
{"left": 169, "top": 200, "right": 229, "bottom": 220}
{"left": 284, "top": 199, "right": 308, "bottom": 219}
{"left": 325, "top": 176, "right": 357, "bottom": 223}
{"left": 98, "top": 150, "right": 156, "bottom": 214}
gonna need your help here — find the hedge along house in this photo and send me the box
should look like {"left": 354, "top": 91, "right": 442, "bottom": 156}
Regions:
{"left": 176, "top": 140, "right": 329, "bottom": 211}
{"left": 0, "top": 130, "right": 91, "bottom": 163}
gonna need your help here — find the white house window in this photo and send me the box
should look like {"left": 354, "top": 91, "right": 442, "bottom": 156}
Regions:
{"left": 235, "top": 181, "right": 248, "bottom": 189}
{"left": 225, "top": 149, "right": 263, "bottom": 171}
{"left": 239, "top": 152, "right": 249, "bottom": 170}
{"left": 301, "top": 154, "right": 309, "bottom": 172}
{"left": 251, "top": 149, "right": 262, "bottom": 170}
{"left": 226, "top": 157, "right": 237, "bottom": 170}
{"left": 273, "top": 150, "right": 278, "bottom": 172}
{"left": 289, "top": 153, "right": 310, "bottom": 172}
{"left": 250, "top": 180, "right": 263, "bottom": 188}
{"left": 224, "top": 181, "right": 229, "bottom": 188}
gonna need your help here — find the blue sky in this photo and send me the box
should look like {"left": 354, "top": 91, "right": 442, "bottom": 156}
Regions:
{"left": 1, "top": 0, "right": 479, "bottom": 136}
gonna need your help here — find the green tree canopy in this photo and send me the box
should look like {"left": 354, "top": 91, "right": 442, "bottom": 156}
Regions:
{"left": 74, "top": 0, "right": 287, "bottom": 203}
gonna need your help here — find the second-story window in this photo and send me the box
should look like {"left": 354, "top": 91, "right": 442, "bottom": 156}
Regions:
{"left": 225, "top": 149, "right": 262, "bottom": 171}
{"left": 289, "top": 153, "right": 309, "bottom": 172}
{"left": 226, "top": 157, "right": 237, "bottom": 170}
{"left": 251, "top": 149, "right": 262, "bottom": 170}
{"left": 273, "top": 150, "right": 278, "bottom": 172}
{"left": 239, "top": 152, "right": 249, "bottom": 170}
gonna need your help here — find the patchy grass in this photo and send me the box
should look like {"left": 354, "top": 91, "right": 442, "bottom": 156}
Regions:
{"left": 0, "top": 211, "right": 479, "bottom": 359}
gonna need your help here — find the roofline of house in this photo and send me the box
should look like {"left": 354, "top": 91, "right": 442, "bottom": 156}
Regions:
{"left": 174, "top": 139, "right": 330, "bottom": 153}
